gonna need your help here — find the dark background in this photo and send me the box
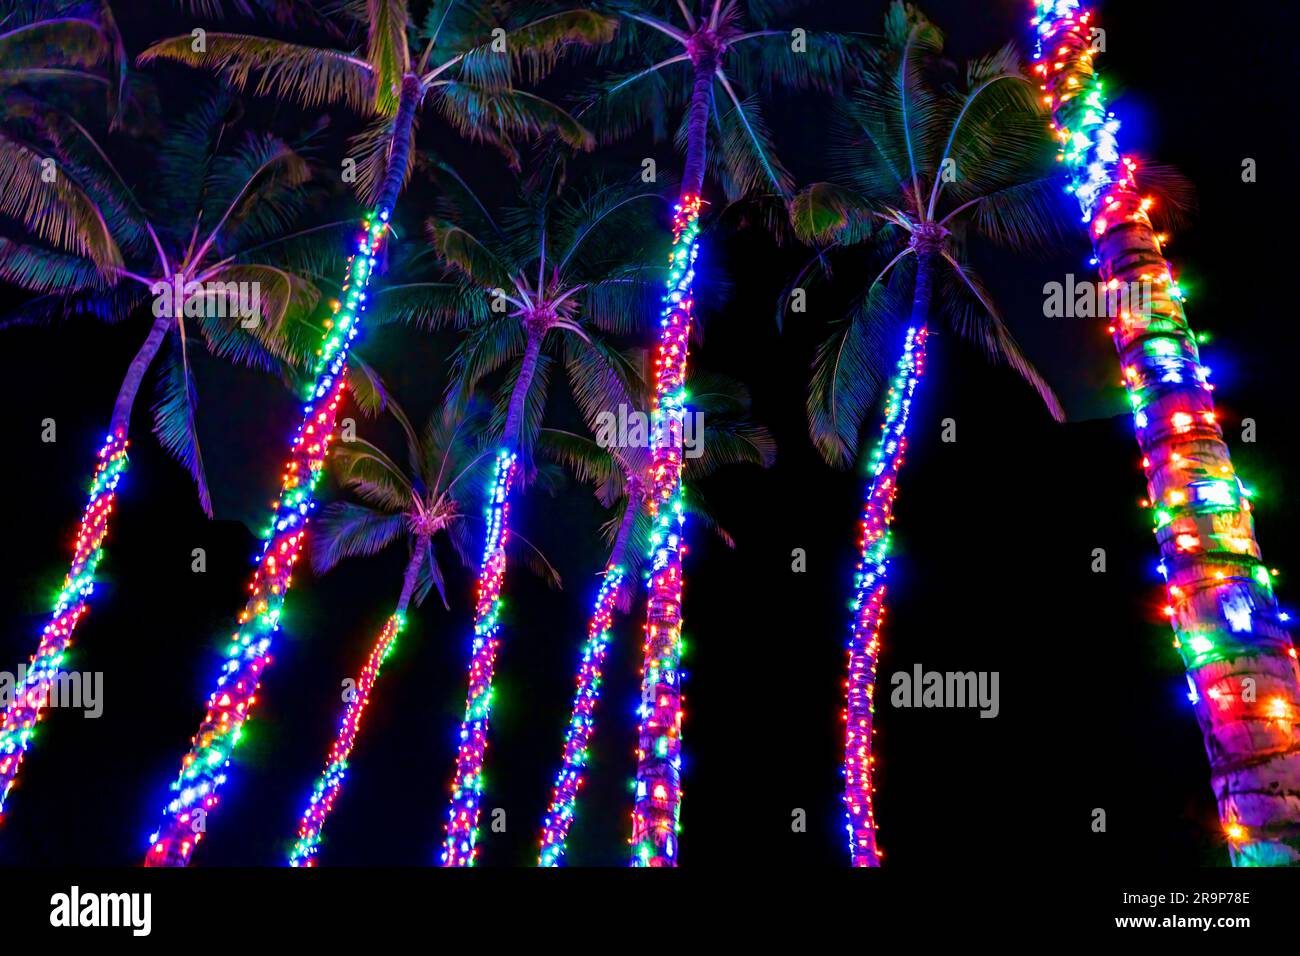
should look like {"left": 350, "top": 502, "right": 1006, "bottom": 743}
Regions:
{"left": 0, "top": 0, "right": 1296, "bottom": 869}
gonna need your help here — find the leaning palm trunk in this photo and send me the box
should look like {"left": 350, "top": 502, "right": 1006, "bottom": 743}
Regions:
{"left": 0, "top": 311, "right": 171, "bottom": 811}
{"left": 842, "top": 323, "right": 928, "bottom": 867}
{"left": 288, "top": 542, "right": 424, "bottom": 866}
{"left": 539, "top": 489, "right": 640, "bottom": 865}
{"left": 143, "top": 81, "right": 422, "bottom": 866}
{"left": 629, "top": 44, "right": 715, "bottom": 867}
{"left": 440, "top": 334, "right": 542, "bottom": 866}
{"left": 1031, "top": 2, "right": 1300, "bottom": 865}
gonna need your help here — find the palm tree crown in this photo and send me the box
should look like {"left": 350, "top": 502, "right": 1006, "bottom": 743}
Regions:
{"left": 790, "top": 1, "right": 1077, "bottom": 466}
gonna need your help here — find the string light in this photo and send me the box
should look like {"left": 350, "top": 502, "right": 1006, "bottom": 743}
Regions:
{"left": 538, "top": 565, "right": 626, "bottom": 866}
{"left": 630, "top": 194, "right": 700, "bottom": 866}
{"left": 288, "top": 612, "right": 405, "bottom": 866}
{"left": 144, "top": 212, "right": 389, "bottom": 866}
{"left": 1031, "top": 1, "right": 1299, "bottom": 866}
{"left": 440, "top": 448, "right": 518, "bottom": 866}
{"left": 843, "top": 326, "right": 927, "bottom": 867}
{"left": 0, "top": 431, "right": 128, "bottom": 811}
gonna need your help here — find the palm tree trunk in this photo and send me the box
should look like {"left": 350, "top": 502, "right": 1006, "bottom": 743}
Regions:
{"left": 539, "top": 486, "right": 641, "bottom": 865}
{"left": 377, "top": 74, "right": 422, "bottom": 215}
{"left": 503, "top": 330, "right": 543, "bottom": 449}
{"left": 439, "top": 325, "right": 547, "bottom": 865}
{"left": 1032, "top": 5, "right": 1300, "bottom": 865}
{"left": 143, "top": 81, "right": 423, "bottom": 866}
{"left": 440, "top": 448, "right": 518, "bottom": 865}
{"left": 843, "top": 323, "right": 928, "bottom": 867}
{"left": 0, "top": 310, "right": 171, "bottom": 811}
{"left": 288, "top": 541, "right": 424, "bottom": 866}
{"left": 681, "top": 45, "right": 718, "bottom": 197}
{"left": 111, "top": 312, "right": 173, "bottom": 433}
{"left": 630, "top": 80, "right": 710, "bottom": 861}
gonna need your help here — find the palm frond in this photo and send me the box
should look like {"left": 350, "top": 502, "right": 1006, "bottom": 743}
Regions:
{"left": 137, "top": 34, "right": 378, "bottom": 115}
{"left": 938, "top": 251, "right": 1064, "bottom": 422}
{"left": 152, "top": 330, "right": 213, "bottom": 516}
{"left": 310, "top": 501, "right": 405, "bottom": 573}
{"left": 807, "top": 274, "right": 905, "bottom": 467}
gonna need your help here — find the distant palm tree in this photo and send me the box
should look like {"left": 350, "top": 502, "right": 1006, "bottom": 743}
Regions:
{"left": 0, "top": 88, "right": 330, "bottom": 814}
{"left": 536, "top": 366, "right": 774, "bottom": 865}
{"left": 786, "top": 1, "right": 1075, "bottom": 865}
{"left": 413, "top": 164, "right": 665, "bottom": 864}
{"left": 581, "top": 0, "right": 862, "bottom": 864}
{"left": 288, "top": 397, "right": 555, "bottom": 866}
{"left": 138, "top": 2, "right": 613, "bottom": 865}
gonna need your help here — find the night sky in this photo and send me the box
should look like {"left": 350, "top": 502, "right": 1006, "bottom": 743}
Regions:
{"left": 0, "top": 0, "right": 1296, "bottom": 870}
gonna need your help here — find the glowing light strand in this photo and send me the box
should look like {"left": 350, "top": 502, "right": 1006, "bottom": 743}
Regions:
{"left": 843, "top": 326, "right": 927, "bottom": 867}
{"left": 143, "top": 212, "right": 389, "bottom": 866}
{"left": 440, "top": 447, "right": 518, "bottom": 866}
{"left": 288, "top": 611, "right": 405, "bottom": 866}
{"left": 0, "top": 431, "right": 128, "bottom": 811}
{"left": 1031, "top": 1, "right": 1300, "bottom": 865}
{"left": 538, "top": 565, "right": 627, "bottom": 866}
{"left": 630, "top": 194, "right": 700, "bottom": 866}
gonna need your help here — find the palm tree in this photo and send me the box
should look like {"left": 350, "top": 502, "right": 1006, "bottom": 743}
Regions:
{"left": 0, "top": 0, "right": 130, "bottom": 261}
{"left": 535, "top": 366, "right": 774, "bottom": 865}
{"left": 581, "top": 0, "right": 861, "bottom": 864}
{"left": 788, "top": 1, "right": 1075, "bottom": 865}
{"left": 416, "top": 166, "right": 665, "bottom": 864}
{"left": 0, "top": 88, "right": 329, "bottom": 814}
{"left": 1029, "top": 0, "right": 1300, "bottom": 866}
{"left": 137, "top": 2, "right": 612, "bottom": 866}
{"left": 288, "top": 397, "right": 555, "bottom": 865}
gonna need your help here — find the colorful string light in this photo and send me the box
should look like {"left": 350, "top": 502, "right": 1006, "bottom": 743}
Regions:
{"left": 538, "top": 565, "right": 627, "bottom": 866}
{"left": 0, "top": 431, "right": 128, "bottom": 812}
{"left": 288, "top": 611, "right": 405, "bottom": 866}
{"left": 440, "top": 447, "right": 518, "bottom": 866}
{"left": 1031, "top": 1, "right": 1300, "bottom": 865}
{"left": 143, "top": 212, "right": 389, "bottom": 866}
{"left": 843, "top": 326, "right": 927, "bottom": 868}
{"left": 630, "top": 194, "right": 700, "bottom": 866}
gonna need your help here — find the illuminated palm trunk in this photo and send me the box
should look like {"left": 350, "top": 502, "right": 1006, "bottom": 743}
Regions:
{"left": 630, "top": 41, "right": 716, "bottom": 866}
{"left": 439, "top": 448, "right": 518, "bottom": 865}
{"left": 144, "top": 79, "right": 422, "bottom": 865}
{"left": 0, "top": 311, "right": 171, "bottom": 813}
{"left": 539, "top": 490, "right": 639, "bottom": 865}
{"left": 842, "top": 325, "right": 927, "bottom": 867}
{"left": 439, "top": 327, "right": 544, "bottom": 866}
{"left": 288, "top": 543, "right": 423, "bottom": 866}
{"left": 1031, "top": 1, "right": 1300, "bottom": 865}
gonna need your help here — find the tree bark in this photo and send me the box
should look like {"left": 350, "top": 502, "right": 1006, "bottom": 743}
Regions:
{"left": 395, "top": 537, "right": 426, "bottom": 613}
{"left": 503, "top": 330, "right": 543, "bottom": 450}
{"left": 1033, "top": 8, "right": 1300, "bottom": 865}
{"left": 111, "top": 312, "right": 173, "bottom": 434}
{"left": 376, "top": 74, "right": 422, "bottom": 215}
{"left": 681, "top": 46, "right": 718, "bottom": 198}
